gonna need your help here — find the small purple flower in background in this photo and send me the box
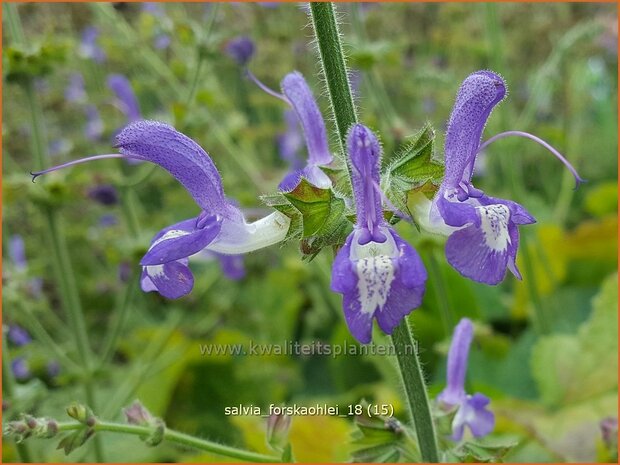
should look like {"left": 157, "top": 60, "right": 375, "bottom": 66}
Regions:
{"left": 154, "top": 33, "right": 171, "bottom": 50}
{"left": 46, "top": 360, "right": 61, "bottom": 378}
{"left": 225, "top": 36, "right": 255, "bottom": 66}
{"left": 195, "top": 251, "right": 246, "bottom": 281}
{"left": 277, "top": 72, "right": 333, "bottom": 191}
{"left": 88, "top": 184, "right": 119, "bottom": 206}
{"left": 331, "top": 124, "right": 427, "bottom": 344}
{"left": 79, "top": 26, "right": 106, "bottom": 63}
{"left": 107, "top": 74, "right": 141, "bottom": 123}
{"left": 32, "top": 120, "right": 291, "bottom": 299}
{"left": 9, "top": 235, "right": 27, "bottom": 272}
{"left": 100, "top": 214, "right": 118, "bottom": 228}
{"left": 416, "top": 70, "right": 583, "bottom": 285}
{"left": 11, "top": 357, "right": 30, "bottom": 381}
{"left": 141, "top": 2, "right": 164, "bottom": 16}
{"left": 84, "top": 105, "right": 104, "bottom": 141}
{"left": 438, "top": 318, "right": 494, "bottom": 441}
{"left": 8, "top": 325, "right": 31, "bottom": 346}
{"left": 65, "top": 73, "right": 86, "bottom": 103}
{"left": 49, "top": 139, "right": 72, "bottom": 158}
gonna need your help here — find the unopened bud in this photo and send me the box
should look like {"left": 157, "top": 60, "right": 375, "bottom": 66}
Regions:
{"left": 66, "top": 402, "right": 92, "bottom": 423}
{"left": 123, "top": 400, "right": 154, "bottom": 426}
{"left": 266, "top": 412, "right": 292, "bottom": 451}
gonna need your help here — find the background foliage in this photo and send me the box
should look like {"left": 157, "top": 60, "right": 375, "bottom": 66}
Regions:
{"left": 2, "top": 2, "right": 618, "bottom": 463}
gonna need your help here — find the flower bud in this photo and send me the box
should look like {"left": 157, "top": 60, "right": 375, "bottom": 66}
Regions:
{"left": 123, "top": 400, "right": 154, "bottom": 426}
{"left": 266, "top": 412, "right": 292, "bottom": 451}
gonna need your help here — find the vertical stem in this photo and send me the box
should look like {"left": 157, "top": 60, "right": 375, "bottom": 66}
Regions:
{"left": 310, "top": 2, "right": 358, "bottom": 154}
{"left": 2, "top": 336, "right": 34, "bottom": 462}
{"left": 392, "top": 322, "right": 440, "bottom": 462}
{"left": 310, "top": 4, "right": 439, "bottom": 461}
{"left": 9, "top": 6, "right": 104, "bottom": 457}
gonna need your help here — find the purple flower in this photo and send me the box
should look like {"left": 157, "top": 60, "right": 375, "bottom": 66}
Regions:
{"left": 88, "top": 184, "right": 119, "bottom": 206}
{"left": 330, "top": 124, "right": 427, "bottom": 344}
{"left": 142, "top": 2, "right": 164, "bottom": 16}
{"left": 276, "top": 72, "right": 333, "bottom": 192}
{"left": 8, "top": 325, "right": 31, "bottom": 346}
{"left": 195, "top": 250, "right": 246, "bottom": 281}
{"left": 107, "top": 74, "right": 141, "bottom": 122}
{"left": 79, "top": 26, "right": 106, "bottom": 63}
{"left": 84, "top": 105, "right": 103, "bottom": 141}
{"left": 438, "top": 318, "right": 494, "bottom": 441}
{"left": 225, "top": 36, "right": 255, "bottom": 66}
{"left": 277, "top": 109, "right": 304, "bottom": 169}
{"left": 32, "top": 121, "right": 291, "bottom": 299}
{"left": 154, "top": 34, "right": 171, "bottom": 50}
{"left": 65, "top": 73, "right": 86, "bottom": 103}
{"left": 100, "top": 214, "right": 118, "bottom": 228}
{"left": 417, "top": 71, "right": 583, "bottom": 285}
{"left": 11, "top": 358, "right": 30, "bottom": 380}
{"left": 9, "top": 235, "right": 27, "bottom": 272}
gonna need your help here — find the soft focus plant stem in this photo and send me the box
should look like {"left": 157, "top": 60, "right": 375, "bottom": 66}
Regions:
{"left": 2, "top": 335, "right": 34, "bottom": 462}
{"left": 8, "top": 6, "right": 104, "bottom": 459}
{"left": 311, "top": 4, "right": 439, "bottom": 461}
{"left": 55, "top": 421, "right": 280, "bottom": 463}
{"left": 392, "top": 322, "right": 439, "bottom": 462}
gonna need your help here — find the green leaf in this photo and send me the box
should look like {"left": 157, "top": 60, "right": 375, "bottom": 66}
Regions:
{"left": 455, "top": 435, "right": 519, "bottom": 463}
{"left": 530, "top": 272, "right": 618, "bottom": 406}
{"left": 261, "top": 193, "right": 304, "bottom": 242}
{"left": 382, "top": 124, "right": 444, "bottom": 215}
{"left": 283, "top": 179, "right": 347, "bottom": 237}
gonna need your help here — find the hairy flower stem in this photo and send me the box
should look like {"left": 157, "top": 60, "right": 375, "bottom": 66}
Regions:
{"left": 3, "top": 335, "right": 34, "bottom": 462}
{"left": 9, "top": 6, "right": 103, "bottom": 459}
{"left": 53, "top": 421, "right": 280, "bottom": 463}
{"left": 392, "top": 322, "right": 440, "bottom": 462}
{"left": 310, "top": 3, "right": 358, "bottom": 154}
{"left": 310, "top": 4, "right": 439, "bottom": 461}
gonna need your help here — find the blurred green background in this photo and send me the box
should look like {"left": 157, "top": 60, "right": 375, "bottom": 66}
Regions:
{"left": 2, "top": 2, "right": 618, "bottom": 463}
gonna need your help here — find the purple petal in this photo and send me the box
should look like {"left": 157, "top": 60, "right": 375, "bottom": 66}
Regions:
{"left": 436, "top": 192, "right": 480, "bottom": 228}
{"left": 443, "top": 71, "right": 505, "bottom": 190}
{"left": 107, "top": 74, "right": 141, "bottom": 122}
{"left": 445, "top": 204, "right": 517, "bottom": 285}
{"left": 141, "top": 260, "right": 194, "bottom": 299}
{"left": 278, "top": 169, "right": 304, "bottom": 192}
{"left": 65, "top": 72, "right": 86, "bottom": 103}
{"left": 115, "top": 121, "right": 230, "bottom": 216}
{"left": 11, "top": 357, "right": 30, "bottom": 380}
{"left": 277, "top": 109, "right": 304, "bottom": 166}
{"left": 347, "top": 124, "right": 386, "bottom": 243}
{"left": 451, "top": 393, "right": 495, "bottom": 441}
{"left": 278, "top": 165, "right": 331, "bottom": 192}
{"left": 438, "top": 318, "right": 473, "bottom": 408}
{"left": 281, "top": 72, "right": 332, "bottom": 166}
{"left": 141, "top": 215, "right": 222, "bottom": 266}
{"left": 373, "top": 230, "right": 427, "bottom": 335}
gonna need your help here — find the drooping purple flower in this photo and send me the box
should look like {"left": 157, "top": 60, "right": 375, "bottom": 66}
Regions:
{"left": 9, "top": 235, "right": 27, "bottom": 272}
{"left": 11, "top": 358, "right": 30, "bottom": 380}
{"left": 84, "top": 105, "right": 104, "bottom": 141}
{"left": 277, "top": 72, "right": 333, "bottom": 191}
{"left": 277, "top": 109, "right": 304, "bottom": 168}
{"left": 65, "top": 73, "right": 86, "bottom": 103}
{"left": 79, "top": 26, "right": 106, "bottom": 63}
{"left": 88, "top": 184, "right": 119, "bottom": 206}
{"left": 417, "top": 70, "right": 583, "bottom": 285}
{"left": 225, "top": 36, "right": 255, "bottom": 66}
{"left": 330, "top": 124, "right": 427, "bottom": 344}
{"left": 107, "top": 74, "right": 141, "bottom": 123}
{"left": 438, "top": 318, "right": 494, "bottom": 441}
{"left": 32, "top": 121, "right": 291, "bottom": 299}
{"left": 8, "top": 325, "right": 31, "bottom": 346}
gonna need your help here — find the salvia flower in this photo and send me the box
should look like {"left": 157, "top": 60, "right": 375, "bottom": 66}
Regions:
{"left": 8, "top": 325, "right": 31, "bottom": 346}
{"left": 418, "top": 70, "right": 583, "bottom": 285}
{"left": 65, "top": 73, "right": 86, "bottom": 103}
{"left": 79, "top": 26, "right": 106, "bottom": 63}
{"left": 11, "top": 357, "right": 30, "bottom": 380}
{"left": 438, "top": 318, "right": 494, "bottom": 441}
{"left": 107, "top": 74, "right": 141, "bottom": 123}
{"left": 32, "top": 120, "right": 291, "bottom": 299}
{"left": 225, "top": 36, "right": 255, "bottom": 66}
{"left": 279, "top": 72, "right": 333, "bottom": 191}
{"left": 9, "top": 235, "right": 27, "bottom": 272}
{"left": 331, "top": 124, "right": 427, "bottom": 344}
{"left": 277, "top": 109, "right": 304, "bottom": 170}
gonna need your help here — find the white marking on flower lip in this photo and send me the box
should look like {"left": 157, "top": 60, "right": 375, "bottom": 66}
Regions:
{"left": 476, "top": 204, "right": 510, "bottom": 251}
{"left": 149, "top": 229, "right": 191, "bottom": 249}
{"left": 351, "top": 228, "right": 397, "bottom": 315}
{"left": 146, "top": 264, "right": 166, "bottom": 279}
